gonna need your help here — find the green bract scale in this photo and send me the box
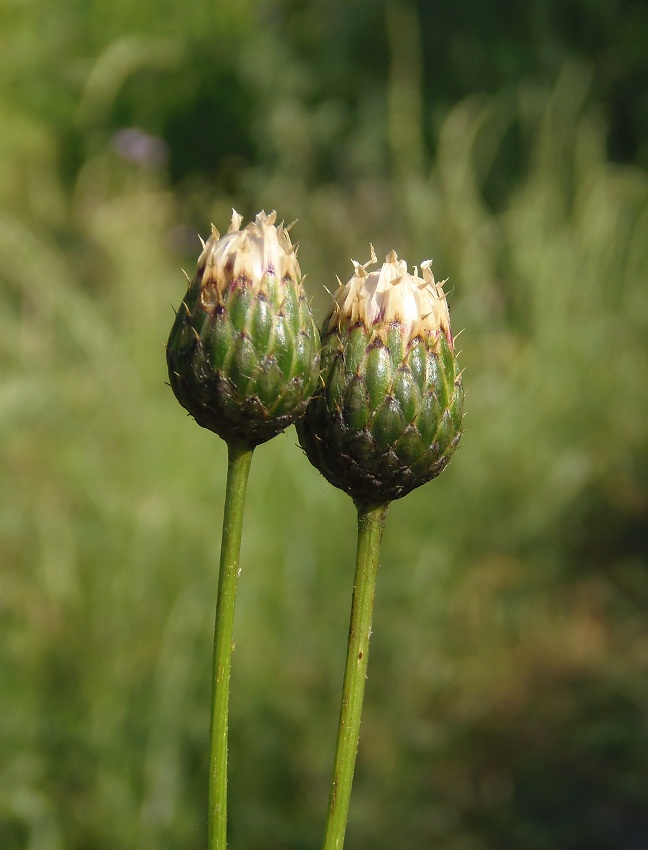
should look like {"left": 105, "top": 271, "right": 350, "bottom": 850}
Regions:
{"left": 167, "top": 211, "right": 320, "bottom": 447}
{"left": 296, "top": 247, "right": 463, "bottom": 505}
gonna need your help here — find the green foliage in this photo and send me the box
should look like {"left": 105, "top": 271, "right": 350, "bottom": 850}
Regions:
{"left": 1, "top": 3, "right": 648, "bottom": 849}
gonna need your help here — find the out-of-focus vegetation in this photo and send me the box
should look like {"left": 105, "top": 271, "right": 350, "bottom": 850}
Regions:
{"left": 2, "top": 1, "right": 648, "bottom": 848}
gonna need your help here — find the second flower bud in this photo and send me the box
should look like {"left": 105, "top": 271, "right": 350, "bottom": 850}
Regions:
{"left": 296, "top": 248, "right": 464, "bottom": 505}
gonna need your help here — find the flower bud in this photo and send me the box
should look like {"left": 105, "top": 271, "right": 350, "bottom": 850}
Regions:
{"left": 296, "top": 248, "right": 463, "bottom": 505}
{"left": 167, "top": 211, "right": 320, "bottom": 446}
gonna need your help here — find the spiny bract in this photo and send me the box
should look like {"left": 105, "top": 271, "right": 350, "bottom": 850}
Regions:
{"left": 296, "top": 247, "right": 463, "bottom": 505}
{"left": 167, "top": 210, "right": 320, "bottom": 447}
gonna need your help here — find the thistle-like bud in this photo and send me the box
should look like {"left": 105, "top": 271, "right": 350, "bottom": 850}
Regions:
{"left": 296, "top": 248, "right": 463, "bottom": 505}
{"left": 167, "top": 211, "right": 320, "bottom": 446}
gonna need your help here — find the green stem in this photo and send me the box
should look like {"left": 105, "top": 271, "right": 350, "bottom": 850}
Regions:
{"left": 208, "top": 441, "right": 254, "bottom": 850}
{"left": 323, "top": 501, "right": 389, "bottom": 850}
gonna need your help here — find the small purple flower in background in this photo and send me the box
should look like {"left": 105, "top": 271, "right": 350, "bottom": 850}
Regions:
{"left": 111, "top": 128, "right": 168, "bottom": 167}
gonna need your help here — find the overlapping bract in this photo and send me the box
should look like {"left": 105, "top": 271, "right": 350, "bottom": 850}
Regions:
{"left": 296, "top": 248, "right": 463, "bottom": 505}
{"left": 167, "top": 211, "right": 320, "bottom": 447}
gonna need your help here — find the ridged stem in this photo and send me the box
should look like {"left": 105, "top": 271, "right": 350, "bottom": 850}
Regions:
{"left": 209, "top": 441, "right": 254, "bottom": 850}
{"left": 322, "top": 501, "right": 389, "bottom": 850}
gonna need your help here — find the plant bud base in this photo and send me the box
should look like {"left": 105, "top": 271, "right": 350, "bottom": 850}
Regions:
{"left": 167, "top": 272, "right": 320, "bottom": 447}
{"left": 297, "top": 319, "right": 463, "bottom": 505}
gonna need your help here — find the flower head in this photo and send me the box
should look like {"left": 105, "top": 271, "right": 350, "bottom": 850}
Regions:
{"left": 197, "top": 210, "right": 300, "bottom": 308}
{"left": 166, "top": 210, "right": 320, "bottom": 447}
{"left": 297, "top": 247, "right": 463, "bottom": 506}
{"left": 330, "top": 247, "right": 452, "bottom": 347}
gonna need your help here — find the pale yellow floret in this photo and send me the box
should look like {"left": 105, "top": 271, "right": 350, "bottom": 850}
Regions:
{"left": 329, "top": 248, "right": 453, "bottom": 345}
{"left": 197, "top": 209, "right": 301, "bottom": 298}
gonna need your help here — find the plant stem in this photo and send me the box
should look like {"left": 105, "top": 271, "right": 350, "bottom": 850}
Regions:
{"left": 322, "top": 501, "right": 389, "bottom": 850}
{"left": 209, "top": 441, "right": 254, "bottom": 850}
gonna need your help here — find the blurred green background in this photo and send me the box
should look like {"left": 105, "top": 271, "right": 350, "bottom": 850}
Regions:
{"left": 2, "top": 0, "right": 648, "bottom": 848}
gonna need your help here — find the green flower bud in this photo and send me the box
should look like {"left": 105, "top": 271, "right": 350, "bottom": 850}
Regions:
{"left": 296, "top": 247, "right": 463, "bottom": 505}
{"left": 167, "top": 211, "right": 321, "bottom": 446}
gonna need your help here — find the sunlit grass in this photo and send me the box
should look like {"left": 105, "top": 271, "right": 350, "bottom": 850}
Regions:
{"left": 1, "top": 52, "right": 648, "bottom": 850}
